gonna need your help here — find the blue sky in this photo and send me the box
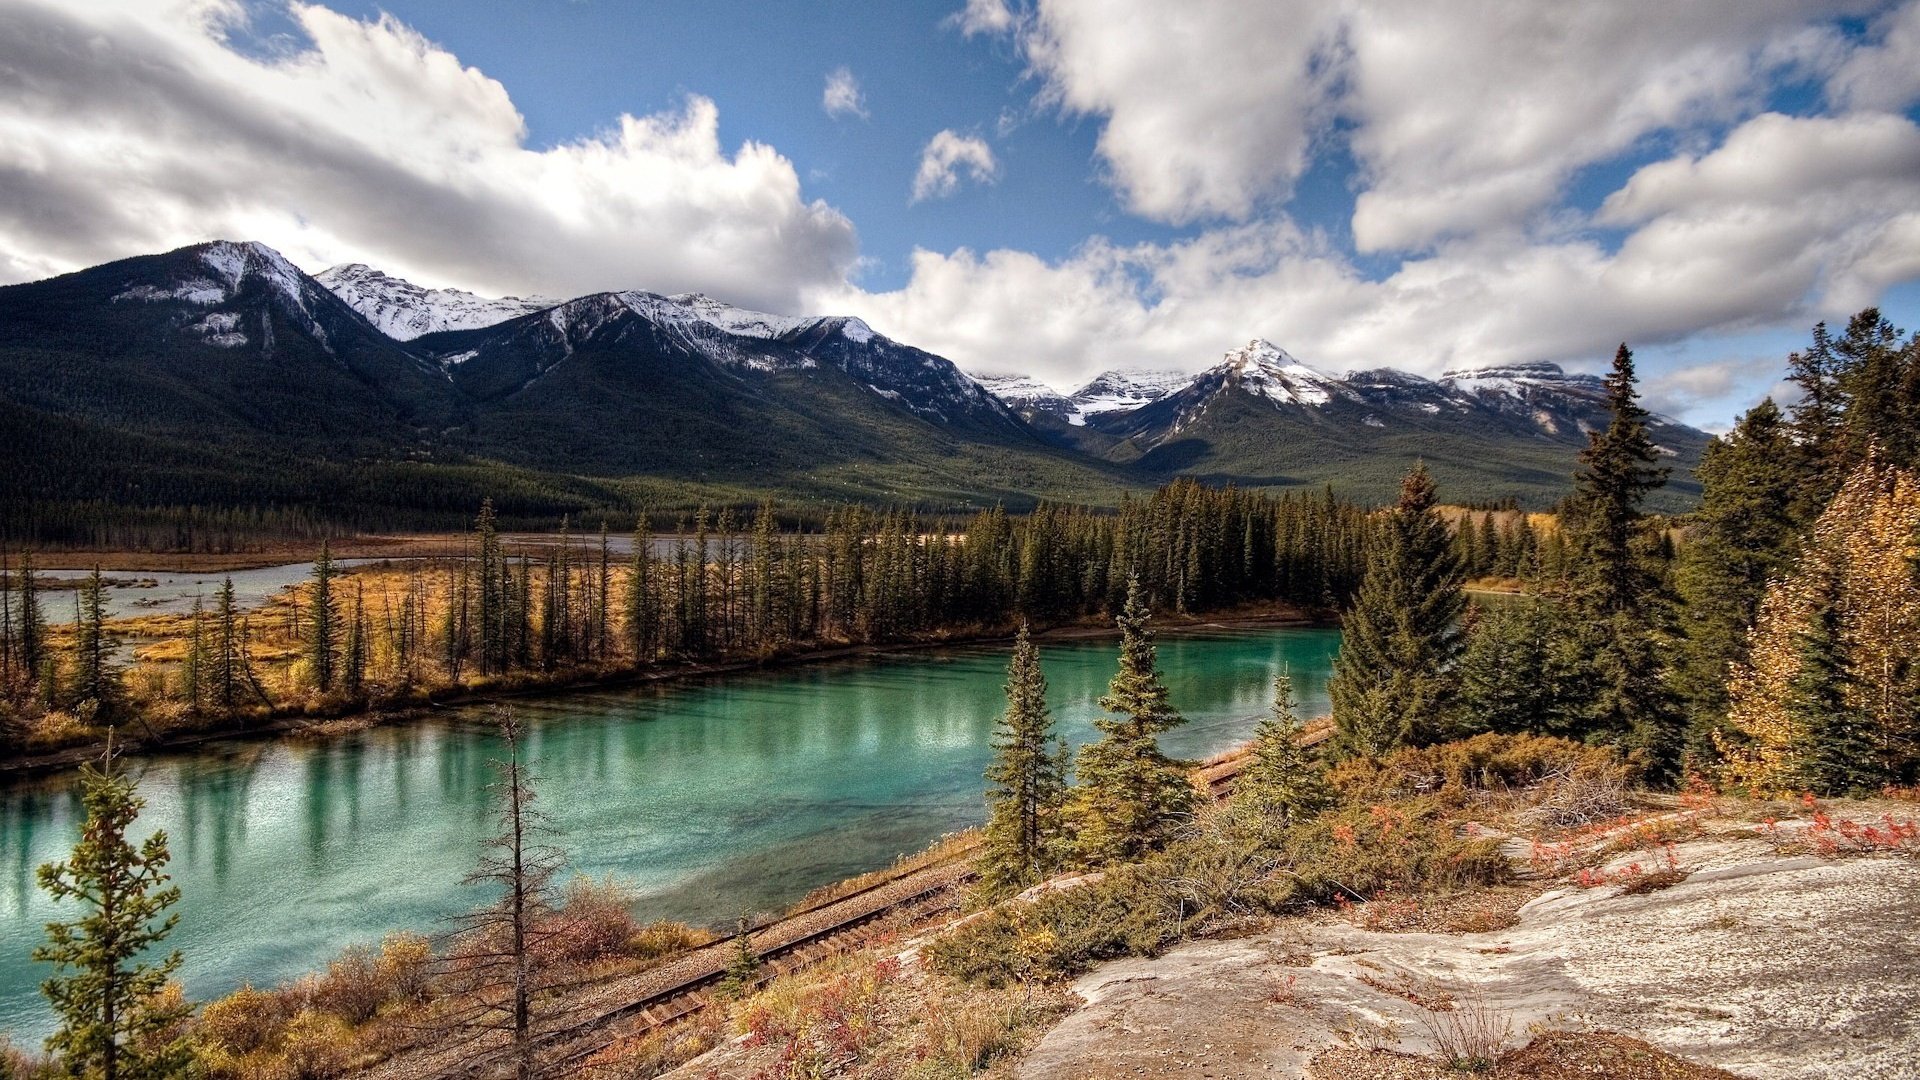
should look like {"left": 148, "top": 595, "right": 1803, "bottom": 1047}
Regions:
{"left": 3, "top": 0, "right": 1920, "bottom": 430}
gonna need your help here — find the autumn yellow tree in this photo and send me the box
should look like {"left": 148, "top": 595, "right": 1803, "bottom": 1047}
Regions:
{"left": 1720, "top": 458, "right": 1920, "bottom": 793}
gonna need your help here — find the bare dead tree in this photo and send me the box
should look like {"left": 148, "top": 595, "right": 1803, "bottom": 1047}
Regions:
{"left": 447, "top": 707, "right": 565, "bottom": 1080}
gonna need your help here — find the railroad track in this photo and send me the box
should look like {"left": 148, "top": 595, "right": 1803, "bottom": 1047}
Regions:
{"left": 361, "top": 721, "right": 1320, "bottom": 1079}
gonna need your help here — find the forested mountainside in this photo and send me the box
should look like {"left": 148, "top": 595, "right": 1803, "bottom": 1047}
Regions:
{"left": 1, "top": 241, "right": 1711, "bottom": 543}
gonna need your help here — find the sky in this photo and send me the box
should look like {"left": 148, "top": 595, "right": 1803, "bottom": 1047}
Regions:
{"left": 2, "top": 1, "right": 1919, "bottom": 430}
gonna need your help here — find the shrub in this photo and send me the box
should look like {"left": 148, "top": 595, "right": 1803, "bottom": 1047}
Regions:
{"left": 198, "top": 984, "right": 294, "bottom": 1057}
{"left": 309, "top": 945, "right": 387, "bottom": 1025}
{"left": 275, "top": 1009, "right": 355, "bottom": 1080}
{"left": 1329, "top": 733, "right": 1633, "bottom": 819}
{"left": 928, "top": 797, "right": 1508, "bottom": 986}
{"left": 373, "top": 932, "right": 433, "bottom": 1005}
{"left": 541, "top": 875, "right": 642, "bottom": 968}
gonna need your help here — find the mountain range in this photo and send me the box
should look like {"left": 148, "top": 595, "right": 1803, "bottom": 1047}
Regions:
{"left": 0, "top": 240, "right": 1708, "bottom": 526}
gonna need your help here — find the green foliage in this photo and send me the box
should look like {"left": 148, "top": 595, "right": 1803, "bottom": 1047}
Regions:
{"left": 1329, "top": 464, "right": 1467, "bottom": 757}
{"left": 34, "top": 743, "right": 193, "bottom": 1079}
{"left": 1559, "top": 345, "right": 1683, "bottom": 777}
{"left": 928, "top": 793, "right": 1507, "bottom": 987}
{"left": 980, "top": 625, "right": 1068, "bottom": 895}
{"left": 1453, "top": 595, "right": 1591, "bottom": 738}
{"left": 1068, "top": 579, "right": 1195, "bottom": 865}
{"left": 68, "top": 569, "right": 118, "bottom": 717}
{"left": 1326, "top": 732, "right": 1633, "bottom": 808}
{"left": 1781, "top": 574, "right": 1882, "bottom": 795}
{"left": 1231, "top": 673, "right": 1332, "bottom": 831}
{"left": 305, "top": 545, "right": 338, "bottom": 694}
{"left": 1674, "top": 400, "right": 1802, "bottom": 761}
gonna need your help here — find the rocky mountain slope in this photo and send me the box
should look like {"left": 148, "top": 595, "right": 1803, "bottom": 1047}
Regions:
{"left": 982, "top": 339, "right": 1709, "bottom": 508}
{"left": 1, "top": 242, "right": 1713, "bottom": 523}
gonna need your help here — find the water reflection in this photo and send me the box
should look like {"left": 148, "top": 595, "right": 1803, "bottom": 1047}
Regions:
{"left": 0, "top": 627, "right": 1337, "bottom": 1041}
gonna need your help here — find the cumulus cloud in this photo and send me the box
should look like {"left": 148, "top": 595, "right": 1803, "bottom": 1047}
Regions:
{"left": 819, "top": 111, "right": 1920, "bottom": 408}
{"left": 1014, "top": 0, "right": 1865, "bottom": 245}
{"left": 910, "top": 131, "right": 999, "bottom": 202}
{"left": 0, "top": 0, "right": 857, "bottom": 307}
{"left": 947, "top": 0, "right": 1018, "bottom": 37}
{"left": 1827, "top": 0, "right": 1920, "bottom": 110}
{"left": 822, "top": 66, "right": 869, "bottom": 120}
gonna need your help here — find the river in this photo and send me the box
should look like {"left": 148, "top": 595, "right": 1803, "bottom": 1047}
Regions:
{"left": 0, "top": 624, "right": 1339, "bottom": 1041}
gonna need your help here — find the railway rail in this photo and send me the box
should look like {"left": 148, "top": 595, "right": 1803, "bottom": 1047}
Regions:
{"left": 359, "top": 722, "right": 1317, "bottom": 1078}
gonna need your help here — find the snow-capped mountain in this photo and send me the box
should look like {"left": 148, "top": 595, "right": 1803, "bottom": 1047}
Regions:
{"left": 115, "top": 240, "right": 344, "bottom": 349}
{"left": 1065, "top": 369, "right": 1192, "bottom": 424}
{"left": 979, "top": 368, "right": 1192, "bottom": 426}
{"left": 316, "top": 263, "right": 554, "bottom": 340}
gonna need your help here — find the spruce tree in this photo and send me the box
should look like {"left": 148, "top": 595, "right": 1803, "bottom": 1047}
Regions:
{"left": 307, "top": 544, "right": 338, "bottom": 693}
{"left": 211, "top": 579, "right": 239, "bottom": 710}
{"left": 35, "top": 738, "right": 193, "bottom": 1079}
{"left": 71, "top": 568, "right": 118, "bottom": 715}
{"left": 1673, "top": 400, "right": 1801, "bottom": 761}
{"left": 17, "top": 549, "right": 43, "bottom": 693}
{"left": 1562, "top": 344, "right": 1683, "bottom": 776}
{"left": 1328, "top": 464, "right": 1466, "bottom": 757}
{"left": 1784, "top": 576, "right": 1881, "bottom": 794}
{"left": 1233, "top": 673, "right": 1331, "bottom": 830}
{"left": 1454, "top": 593, "right": 1588, "bottom": 737}
{"left": 1069, "top": 578, "right": 1194, "bottom": 865}
{"left": 981, "top": 624, "right": 1067, "bottom": 893}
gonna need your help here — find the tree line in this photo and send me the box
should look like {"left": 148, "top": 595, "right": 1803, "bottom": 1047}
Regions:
{"left": 0, "top": 480, "right": 1373, "bottom": 747}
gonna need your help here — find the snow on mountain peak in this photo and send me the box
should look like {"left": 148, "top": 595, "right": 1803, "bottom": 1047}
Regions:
{"left": 1216, "top": 339, "right": 1342, "bottom": 407}
{"left": 317, "top": 263, "right": 553, "bottom": 340}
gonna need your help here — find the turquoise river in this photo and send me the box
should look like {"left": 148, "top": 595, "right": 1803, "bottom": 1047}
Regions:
{"left": 0, "top": 624, "right": 1339, "bottom": 1041}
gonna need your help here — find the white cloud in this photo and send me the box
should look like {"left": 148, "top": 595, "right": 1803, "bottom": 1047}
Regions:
{"left": 1013, "top": 0, "right": 1868, "bottom": 245}
{"left": 947, "top": 0, "right": 1018, "bottom": 38}
{"left": 820, "top": 111, "right": 1920, "bottom": 410}
{"left": 1827, "top": 0, "right": 1920, "bottom": 110}
{"left": 910, "top": 131, "right": 1000, "bottom": 202}
{"left": 822, "top": 66, "right": 869, "bottom": 120}
{"left": 0, "top": 0, "right": 857, "bottom": 308}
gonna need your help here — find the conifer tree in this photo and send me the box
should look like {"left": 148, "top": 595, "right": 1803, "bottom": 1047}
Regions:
{"left": 1674, "top": 400, "right": 1801, "bottom": 760}
{"left": 1453, "top": 592, "right": 1588, "bottom": 737}
{"left": 1070, "top": 578, "right": 1194, "bottom": 865}
{"left": 307, "top": 544, "right": 338, "bottom": 693}
{"left": 211, "top": 579, "right": 239, "bottom": 710}
{"left": 1329, "top": 464, "right": 1466, "bottom": 757}
{"left": 981, "top": 624, "right": 1068, "bottom": 893}
{"left": 343, "top": 582, "right": 369, "bottom": 698}
{"left": 71, "top": 568, "right": 118, "bottom": 715}
{"left": 1782, "top": 575, "right": 1880, "bottom": 794}
{"left": 1561, "top": 344, "right": 1682, "bottom": 774}
{"left": 1233, "top": 673, "right": 1331, "bottom": 829}
{"left": 16, "top": 549, "right": 43, "bottom": 693}
{"left": 35, "top": 738, "right": 193, "bottom": 1079}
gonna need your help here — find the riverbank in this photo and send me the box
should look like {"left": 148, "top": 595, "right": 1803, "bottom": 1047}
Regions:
{"left": 0, "top": 603, "right": 1326, "bottom": 778}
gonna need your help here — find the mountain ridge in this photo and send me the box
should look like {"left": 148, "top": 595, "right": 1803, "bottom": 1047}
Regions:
{"left": 1, "top": 242, "right": 1712, "bottom": 524}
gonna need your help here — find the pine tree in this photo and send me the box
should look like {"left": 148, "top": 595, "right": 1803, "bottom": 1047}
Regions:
{"left": 1783, "top": 574, "right": 1880, "bottom": 794}
{"left": 1673, "top": 400, "right": 1801, "bottom": 762}
{"left": 1454, "top": 592, "right": 1589, "bottom": 737}
{"left": 307, "top": 544, "right": 339, "bottom": 693}
{"left": 16, "top": 550, "right": 44, "bottom": 694}
{"left": 71, "top": 568, "right": 118, "bottom": 715}
{"left": 1232, "top": 673, "right": 1331, "bottom": 830}
{"left": 981, "top": 624, "right": 1068, "bottom": 894}
{"left": 210, "top": 579, "right": 240, "bottom": 710}
{"left": 1561, "top": 344, "right": 1682, "bottom": 775}
{"left": 343, "top": 582, "right": 369, "bottom": 698}
{"left": 1328, "top": 464, "right": 1467, "bottom": 757}
{"left": 1069, "top": 578, "right": 1194, "bottom": 865}
{"left": 35, "top": 738, "right": 193, "bottom": 1079}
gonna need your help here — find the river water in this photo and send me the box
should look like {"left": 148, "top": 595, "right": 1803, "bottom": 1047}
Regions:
{"left": 0, "top": 625, "right": 1338, "bottom": 1041}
